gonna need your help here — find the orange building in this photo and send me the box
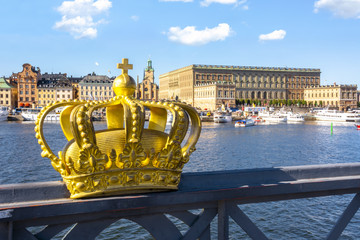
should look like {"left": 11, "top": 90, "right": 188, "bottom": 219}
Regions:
{"left": 17, "top": 63, "right": 41, "bottom": 108}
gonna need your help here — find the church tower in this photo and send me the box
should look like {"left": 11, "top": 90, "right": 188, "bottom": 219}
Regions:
{"left": 144, "top": 59, "right": 154, "bottom": 83}
{"left": 135, "top": 59, "right": 159, "bottom": 101}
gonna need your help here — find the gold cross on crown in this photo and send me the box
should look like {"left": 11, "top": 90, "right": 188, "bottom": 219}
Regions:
{"left": 117, "top": 58, "right": 133, "bottom": 75}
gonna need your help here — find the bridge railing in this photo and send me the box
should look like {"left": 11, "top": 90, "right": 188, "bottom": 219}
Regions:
{"left": 1, "top": 162, "right": 360, "bottom": 239}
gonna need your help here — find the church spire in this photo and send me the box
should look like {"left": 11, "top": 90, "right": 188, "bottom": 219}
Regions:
{"left": 145, "top": 58, "right": 154, "bottom": 72}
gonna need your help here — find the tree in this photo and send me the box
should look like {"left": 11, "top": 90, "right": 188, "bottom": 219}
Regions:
{"left": 315, "top": 101, "right": 318, "bottom": 107}
{"left": 319, "top": 100, "right": 323, "bottom": 107}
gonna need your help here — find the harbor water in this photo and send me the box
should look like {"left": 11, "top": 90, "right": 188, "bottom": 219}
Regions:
{"left": 1, "top": 121, "right": 360, "bottom": 239}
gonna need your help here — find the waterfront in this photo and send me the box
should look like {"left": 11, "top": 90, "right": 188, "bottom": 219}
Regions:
{"left": 1, "top": 121, "right": 360, "bottom": 239}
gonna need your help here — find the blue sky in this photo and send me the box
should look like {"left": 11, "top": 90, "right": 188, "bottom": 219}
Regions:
{"left": 0, "top": 0, "right": 359, "bottom": 86}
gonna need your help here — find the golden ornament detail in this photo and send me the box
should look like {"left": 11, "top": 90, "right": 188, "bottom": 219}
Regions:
{"left": 34, "top": 58, "right": 201, "bottom": 198}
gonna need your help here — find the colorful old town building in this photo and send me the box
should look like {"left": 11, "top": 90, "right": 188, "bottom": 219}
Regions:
{"left": 0, "top": 78, "right": 17, "bottom": 108}
{"left": 17, "top": 63, "right": 41, "bottom": 108}
{"left": 135, "top": 59, "right": 159, "bottom": 101}
{"left": 78, "top": 73, "right": 114, "bottom": 101}
{"left": 159, "top": 64, "right": 321, "bottom": 110}
{"left": 37, "top": 73, "right": 74, "bottom": 107}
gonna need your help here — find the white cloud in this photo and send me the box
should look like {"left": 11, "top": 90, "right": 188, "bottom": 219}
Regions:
{"left": 131, "top": 15, "right": 139, "bottom": 21}
{"left": 314, "top": 0, "right": 360, "bottom": 18}
{"left": 54, "top": 0, "right": 112, "bottom": 39}
{"left": 259, "top": 29, "right": 286, "bottom": 41}
{"left": 159, "top": 0, "right": 193, "bottom": 2}
{"left": 200, "top": 0, "right": 247, "bottom": 7}
{"left": 167, "top": 23, "right": 232, "bottom": 45}
{"left": 95, "top": 62, "right": 99, "bottom": 66}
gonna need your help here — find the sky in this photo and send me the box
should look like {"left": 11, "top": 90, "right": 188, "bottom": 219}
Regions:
{"left": 0, "top": 0, "right": 359, "bottom": 86}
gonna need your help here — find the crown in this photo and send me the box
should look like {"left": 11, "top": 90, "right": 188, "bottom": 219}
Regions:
{"left": 34, "top": 58, "right": 201, "bottom": 199}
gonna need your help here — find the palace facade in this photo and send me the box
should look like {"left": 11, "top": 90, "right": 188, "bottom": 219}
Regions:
{"left": 304, "top": 84, "right": 358, "bottom": 110}
{"left": 159, "top": 64, "right": 321, "bottom": 110}
{"left": 135, "top": 59, "right": 159, "bottom": 101}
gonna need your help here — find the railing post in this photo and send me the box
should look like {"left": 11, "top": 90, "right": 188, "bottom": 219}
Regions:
{"left": 0, "top": 222, "right": 12, "bottom": 240}
{"left": 218, "top": 200, "right": 229, "bottom": 240}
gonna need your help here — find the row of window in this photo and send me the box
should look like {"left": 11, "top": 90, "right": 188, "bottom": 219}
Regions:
{"left": 19, "top": 91, "right": 35, "bottom": 95}
{"left": 0, "top": 94, "right": 9, "bottom": 98}
{"left": 237, "top": 91, "right": 286, "bottom": 100}
{"left": 0, "top": 100, "right": 9, "bottom": 105}
{"left": 39, "top": 89, "right": 71, "bottom": 93}
{"left": 19, "top": 97, "right": 35, "bottom": 102}
{"left": 19, "top": 84, "right": 35, "bottom": 89}
{"left": 80, "top": 91, "right": 113, "bottom": 96}
{"left": 304, "top": 92, "right": 356, "bottom": 99}
{"left": 196, "top": 81, "right": 316, "bottom": 89}
{"left": 80, "top": 86, "right": 112, "bottom": 90}
{"left": 195, "top": 74, "right": 319, "bottom": 83}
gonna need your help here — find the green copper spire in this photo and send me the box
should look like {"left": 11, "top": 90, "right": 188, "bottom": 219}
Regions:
{"left": 145, "top": 59, "right": 154, "bottom": 72}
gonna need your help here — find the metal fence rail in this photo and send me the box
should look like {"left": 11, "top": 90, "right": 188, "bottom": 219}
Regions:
{"left": 1, "top": 162, "right": 360, "bottom": 239}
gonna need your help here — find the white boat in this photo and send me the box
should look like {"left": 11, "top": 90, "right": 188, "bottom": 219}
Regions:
{"left": 259, "top": 112, "right": 287, "bottom": 123}
{"left": 21, "top": 108, "right": 60, "bottom": 121}
{"left": 235, "top": 118, "right": 255, "bottom": 127}
{"left": 287, "top": 113, "right": 305, "bottom": 122}
{"left": 213, "top": 111, "right": 232, "bottom": 123}
{"left": 278, "top": 111, "right": 304, "bottom": 122}
{"left": 0, "top": 106, "right": 8, "bottom": 121}
{"left": 312, "top": 108, "right": 360, "bottom": 122}
{"left": 167, "top": 111, "right": 173, "bottom": 125}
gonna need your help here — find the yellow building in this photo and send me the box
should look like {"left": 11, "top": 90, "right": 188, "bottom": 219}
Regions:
{"left": 0, "top": 78, "right": 17, "bottom": 108}
{"left": 37, "top": 78, "right": 74, "bottom": 107}
{"left": 17, "top": 63, "right": 41, "bottom": 108}
{"left": 304, "top": 84, "right": 357, "bottom": 110}
{"left": 79, "top": 74, "right": 114, "bottom": 100}
{"left": 159, "top": 64, "right": 320, "bottom": 110}
{"left": 194, "top": 82, "right": 235, "bottom": 110}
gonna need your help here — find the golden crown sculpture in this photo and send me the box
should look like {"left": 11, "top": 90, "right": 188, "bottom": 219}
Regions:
{"left": 34, "top": 58, "right": 201, "bottom": 199}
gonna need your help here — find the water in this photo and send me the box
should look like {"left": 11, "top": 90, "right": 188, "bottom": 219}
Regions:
{"left": 1, "top": 121, "right": 360, "bottom": 239}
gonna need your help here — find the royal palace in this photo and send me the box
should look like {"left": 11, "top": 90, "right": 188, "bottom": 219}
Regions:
{"left": 159, "top": 64, "right": 321, "bottom": 110}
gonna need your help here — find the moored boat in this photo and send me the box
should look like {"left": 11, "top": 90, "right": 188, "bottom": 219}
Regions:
{"left": 21, "top": 108, "right": 60, "bottom": 121}
{"left": 0, "top": 106, "right": 8, "bottom": 121}
{"left": 213, "top": 111, "right": 232, "bottom": 123}
{"left": 259, "top": 112, "right": 287, "bottom": 123}
{"left": 312, "top": 108, "right": 360, "bottom": 122}
{"left": 355, "top": 124, "right": 360, "bottom": 130}
{"left": 286, "top": 113, "right": 305, "bottom": 122}
{"left": 235, "top": 118, "right": 255, "bottom": 127}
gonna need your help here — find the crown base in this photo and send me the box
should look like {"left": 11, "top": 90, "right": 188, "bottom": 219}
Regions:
{"left": 63, "top": 169, "right": 182, "bottom": 199}
{"left": 68, "top": 185, "right": 178, "bottom": 199}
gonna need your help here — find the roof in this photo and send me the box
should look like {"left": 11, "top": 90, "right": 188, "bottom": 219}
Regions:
{"left": 37, "top": 79, "right": 73, "bottom": 88}
{"left": 79, "top": 75, "right": 113, "bottom": 86}
{"left": 0, "top": 78, "right": 15, "bottom": 89}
